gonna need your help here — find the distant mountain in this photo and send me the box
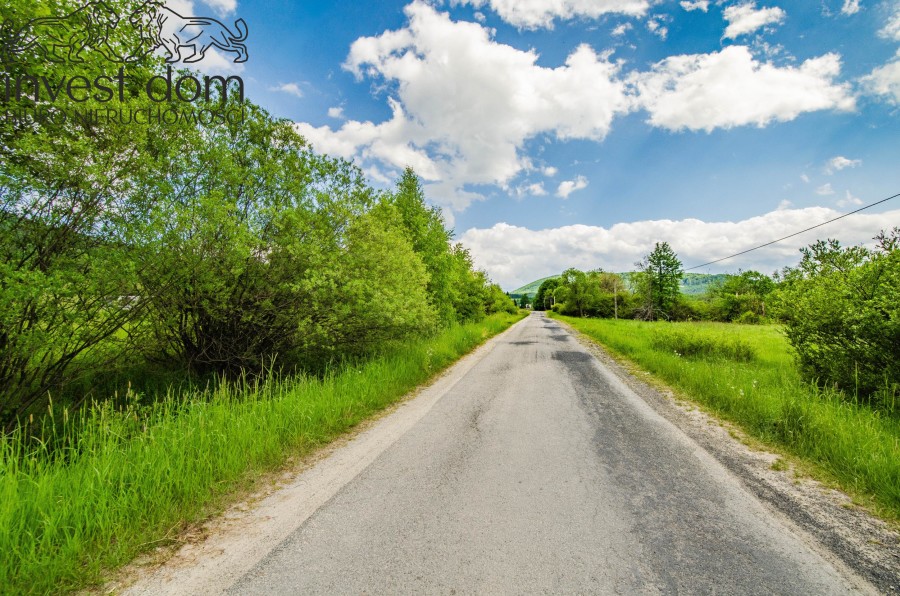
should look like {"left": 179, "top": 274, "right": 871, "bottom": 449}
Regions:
{"left": 510, "top": 275, "right": 559, "bottom": 298}
{"left": 680, "top": 273, "right": 729, "bottom": 295}
{"left": 510, "top": 272, "right": 728, "bottom": 297}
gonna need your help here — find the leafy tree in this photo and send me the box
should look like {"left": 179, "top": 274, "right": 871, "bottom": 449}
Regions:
{"left": 555, "top": 268, "right": 601, "bottom": 317}
{"left": 533, "top": 278, "right": 560, "bottom": 311}
{"left": 299, "top": 201, "right": 436, "bottom": 361}
{"left": 485, "top": 284, "right": 517, "bottom": 315}
{"left": 635, "top": 242, "right": 683, "bottom": 321}
{"left": 390, "top": 168, "right": 458, "bottom": 325}
{"left": 0, "top": 0, "right": 186, "bottom": 425}
{"left": 773, "top": 230, "right": 899, "bottom": 410}
{"left": 595, "top": 271, "right": 627, "bottom": 319}
{"left": 519, "top": 293, "right": 529, "bottom": 309}
{"left": 708, "top": 270, "right": 775, "bottom": 322}
{"left": 129, "top": 104, "right": 376, "bottom": 375}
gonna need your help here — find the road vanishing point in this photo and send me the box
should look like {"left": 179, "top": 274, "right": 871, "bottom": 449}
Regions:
{"left": 127, "top": 312, "right": 876, "bottom": 595}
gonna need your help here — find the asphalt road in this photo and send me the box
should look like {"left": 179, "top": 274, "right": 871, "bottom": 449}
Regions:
{"left": 218, "top": 312, "right": 861, "bottom": 595}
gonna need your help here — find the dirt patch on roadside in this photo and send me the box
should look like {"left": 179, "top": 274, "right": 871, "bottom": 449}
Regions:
{"left": 560, "top": 320, "right": 900, "bottom": 595}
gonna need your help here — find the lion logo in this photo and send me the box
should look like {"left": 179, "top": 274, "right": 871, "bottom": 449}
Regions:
{"left": 4, "top": 1, "right": 122, "bottom": 63}
{"left": 127, "top": 1, "right": 248, "bottom": 64}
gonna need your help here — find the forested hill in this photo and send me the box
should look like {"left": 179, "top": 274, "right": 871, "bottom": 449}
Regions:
{"left": 510, "top": 272, "right": 729, "bottom": 298}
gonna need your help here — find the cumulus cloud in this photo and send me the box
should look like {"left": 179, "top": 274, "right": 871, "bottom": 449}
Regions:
{"left": 630, "top": 46, "right": 855, "bottom": 132}
{"left": 722, "top": 3, "right": 787, "bottom": 39}
{"left": 556, "top": 176, "right": 589, "bottom": 198}
{"left": 460, "top": 207, "right": 900, "bottom": 289}
{"left": 450, "top": 0, "right": 649, "bottom": 29}
{"left": 680, "top": 1, "right": 709, "bottom": 12}
{"left": 611, "top": 22, "right": 633, "bottom": 36}
{"left": 647, "top": 17, "right": 669, "bottom": 40}
{"left": 271, "top": 82, "right": 304, "bottom": 98}
{"left": 881, "top": 8, "right": 900, "bottom": 41}
{"left": 840, "top": 0, "right": 861, "bottom": 16}
{"left": 861, "top": 52, "right": 900, "bottom": 104}
{"left": 543, "top": 166, "right": 559, "bottom": 177}
{"left": 295, "top": 1, "right": 631, "bottom": 214}
{"left": 328, "top": 106, "right": 345, "bottom": 119}
{"left": 825, "top": 155, "right": 861, "bottom": 173}
{"left": 816, "top": 183, "right": 835, "bottom": 195}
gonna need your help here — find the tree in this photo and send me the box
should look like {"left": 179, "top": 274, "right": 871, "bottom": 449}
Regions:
{"left": 519, "top": 293, "right": 530, "bottom": 309}
{"left": 556, "top": 268, "right": 600, "bottom": 317}
{"left": 773, "top": 230, "right": 899, "bottom": 410}
{"left": 635, "top": 242, "right": 683, "bottom": 321}
{"left": 0, "top": 0, "right": 190, "bottom": 426}
{"left": 596, "top": 271, "right": 627, "bottom": 319}
{"left": 534, "top": 278, "right": 560, "bottom": 311}
{"left": 708, "top": 270, "right": 775, "bottom": 322}
{"left": 390, "top": 168, "right": 459, "bottom": 325}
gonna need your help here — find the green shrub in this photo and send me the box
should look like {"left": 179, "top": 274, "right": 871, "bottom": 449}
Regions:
{"left": 774, "top": 229, "right": 900, "bottom": 411}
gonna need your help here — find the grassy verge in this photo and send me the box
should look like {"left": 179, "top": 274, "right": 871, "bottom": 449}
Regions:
{"left": 0, "top": 312, "right": 524, "bottom": 594}
{"left": 551, "top": 314, "right": 900, "bottom": 522}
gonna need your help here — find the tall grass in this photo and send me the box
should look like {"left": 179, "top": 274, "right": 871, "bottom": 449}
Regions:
{"left": 0, "top": 312, "right": 524, "bottom": 594}
{"left": 553, "top": 315, "right": 900, "bottom": 520}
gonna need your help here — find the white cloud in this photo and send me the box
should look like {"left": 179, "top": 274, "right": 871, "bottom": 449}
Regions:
{"left": 543, "top": 166, "right": 559, "bottom": 177}
{"left": 647, "top": 18, "right": 669, "bottom": 40}
{"left": 515, "top": 183, "right": 548, "bottom": 197}
{"left": 861, "top": 52, "right": 900, "bottom": 105}
{"left": 450, "top": 0, "right": 649, "bottom": 29}
{"left": 271, "top": 82, "right": 304, "bottom": 98}
{"left": 199, "top": 0, "right": 237, "bottom": 16}
{"left": 612, "top": 22, "right": 633, "bottom": 36}
{"left": 165, "top": 0, "right": 196, "bottom": 14}
{"left": 556, "top": 176, "right": 589, "bottom": 198}
{"left": 680, "top": 0, "right": 709, "bottom": 11}
{"left": 800, "top": 174, "right": 810, "bottom": 183}
{"left": 630, "top": 46, "right": 855, "bottom": 132}
{"left": 840, "top": 0, "right": 861, "bottom": 16}
{"left": 777, "top": 199, "right": 793, "bottom": 209}
{"left": 460, "top": 207, "right": 900, "bottom": 289}
{"left": 816, "top": 183, "right": 835, "bottom": 195}
{"left": 825, "top": 155, "right": 861, "bottom": 173}
{"left": 328, "top": 106, "right": 345, "bottom": 119}
{"left": 880, "top": 8, "right": 900, "bottom": 41}
{"left": 722, "top": 3, "right": 787, "bottom": 39}
{"left": 295, "top": 2, "right": 631, "bottom": 214}
{"left": 186, "top": 47, "right": 245, "bottom": 74}
{"left": 837, "top": 191, "right": 863, "bottom": 207}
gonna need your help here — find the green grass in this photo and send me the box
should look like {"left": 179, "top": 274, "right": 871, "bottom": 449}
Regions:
{"left": 0, "top": 312, "right": 524, "bottom": 594}
{"left": 552, "top": 314, "right": 900, "bottom": 521}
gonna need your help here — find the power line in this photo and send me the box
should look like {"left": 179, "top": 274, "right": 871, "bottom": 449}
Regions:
{"left": 684, "top": 192, "right": 900, "bottom": 271}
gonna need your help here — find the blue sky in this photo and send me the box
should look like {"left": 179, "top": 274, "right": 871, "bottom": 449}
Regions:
{"left": 177, "top": 0, "right": 899, "bottom": 289}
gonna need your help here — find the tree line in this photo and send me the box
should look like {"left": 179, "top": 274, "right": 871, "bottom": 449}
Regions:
{"left": 528, "top": 236, "right": 899, "bottom": 412}
{"left": 0, "top": 0, "right": 515, "bottom": 430}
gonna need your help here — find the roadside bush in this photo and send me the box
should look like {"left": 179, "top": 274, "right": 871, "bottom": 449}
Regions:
{"left": 773, "top": 229, "right": 900, "bottom": 411}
